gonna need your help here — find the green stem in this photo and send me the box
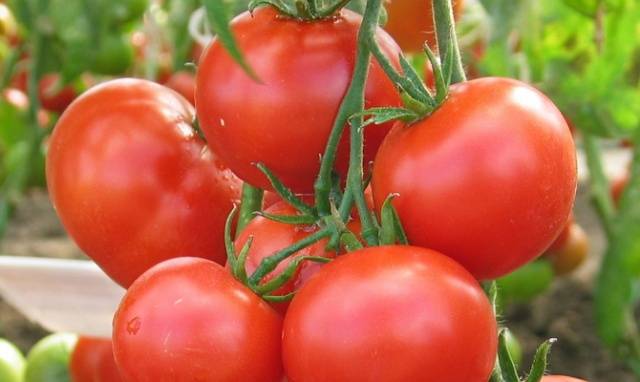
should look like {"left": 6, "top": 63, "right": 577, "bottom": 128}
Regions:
{"left": 432, "top": 0, "right": 466, "bottom": 83}
{"left": 247, "top": 228, "right": 332, "bottom": 288}
{"left": 367, "top": 39, "right": 431, "bottom": 105}
{"left": 236, "top": 183, "right": 264, "bottom": 234}
{"left": 583, "top": 132, "right": 615, "bottom": 238}
{"left": 342, "top": 0, "right": 384, "bottom": 246}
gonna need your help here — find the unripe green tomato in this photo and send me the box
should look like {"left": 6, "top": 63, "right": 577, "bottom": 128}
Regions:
{"left": 0, "top": 338, "right": 25, "bottom": 382}
{"left": 502, "top": 329, "right": 522, "bottom": 367}
{"left": 496, "top": 259, "right": 554, "bottom": 303}
{"left": 24, "top": 333, "right": 77, "bottom": 382}
{"left": 91, "top": 35, "right": 133, "bottom": 75}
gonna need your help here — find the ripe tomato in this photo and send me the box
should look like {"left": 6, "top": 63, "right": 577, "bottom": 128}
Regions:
{"left": 164, "top": 71, "right": 195, "bottom": 106}
{"left": 372, "top": 77, "right": 577, "bottom": 280}
{"left": 283, "top": 245, "right": 497, "bottom": 382}
{"left": 70, "top": 337, "right": 121, "bottom": 382}
{"left": 233, "top": 201, "right": 337, "bottom": 313}
{"left": 196, "top": 7, "right": 402, "bottom": 192}
{"left": 541, "top": 376, "right": 587, "bottom": 382}
{"left": 545, "top": 223, "right": 588, "bottom": 275}
{"left": 38, "top": 73, "right": 76, "bottom": 113}
{"left": 384, "top": 0, "right": 465, "bottom": 53}
{"left": 47, "top": 78, "right": 241, "bottom": 287}
{"left": 113, "top": 257, "right": 283, "bottom": 382}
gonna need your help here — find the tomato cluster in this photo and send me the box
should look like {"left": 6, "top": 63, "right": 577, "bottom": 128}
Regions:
{"left": 45, "top": 2, "right": 580, "bottom": 381}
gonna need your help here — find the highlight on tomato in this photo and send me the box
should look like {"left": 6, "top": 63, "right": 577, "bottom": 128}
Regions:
{"left": 283, "top": 245, "right": 497, "bottom": 381}
{"left": 112, "top": 257, "right": 284, "bottom": 382}
{"left": 46, "top": 78, "right": 241, "bottom": 287}
{"left": 372, "top": 77, "right": 577, "bottom": 280}
{"left": 196, "top": 6, "right": 402, "bottom": 192}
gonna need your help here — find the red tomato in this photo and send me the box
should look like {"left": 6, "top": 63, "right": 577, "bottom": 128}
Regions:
{"left": 113, "top": 257, "right": 283, "bottom": 382}
{"left": 164, "top": 71, "right": 196, "bottom": 105}
{"left": 372, "top": 78, "right": 577, "bottom": 280}
{"left": 384, "top": 0, "right": 465, "bottom": 53}
{"left": 232, "top": 201, "right": 337, "bottom": 313}
{"left": 283, "top": 245, "right": 497, "bottom": 382}
{"left": 47, "top": 79, "right": 241, "bottom": 287}
{"left": 196, "top": 7, "right": 402, "bottom": 192}
{"left": 38, "top": 74, "right": 76, "bottom": 113}
{"left": 545, "top": 222, "right": 589, "bottom": 275}
{"left": 611, "top": 172, "right": 629, "bottom": 206}
{"left": 70, "top": 337, "right": 122, "bottom": 382}
{"left": 541, "top": 376, "right": 587, "bottom": 382}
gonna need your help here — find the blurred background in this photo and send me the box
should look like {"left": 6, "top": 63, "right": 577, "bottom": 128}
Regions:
{"left": 0, "top": 0, "right": 639, "bottom": 380}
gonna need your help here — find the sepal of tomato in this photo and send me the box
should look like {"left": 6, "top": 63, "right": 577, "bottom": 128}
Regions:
{"left": 196, "top": 7, "right": 402, "bottom": 192}
{"left": 232, "top": 201, "right": 337, "bottom": 313}
{"left": 113, "top": 257, "right": 284, "bottom": 382}
{"left": 47, "top": 78, "right": 241, "bottom": 287}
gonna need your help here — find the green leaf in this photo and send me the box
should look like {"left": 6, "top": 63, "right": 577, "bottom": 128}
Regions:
{"left": 203, "top": 0, "right": 259, "bottom": 81}
{"left": 257, "top": 212, "right": 317, "bottom": 225}
{"left": 525, "top": 338, "right": 556, "bottom": 382}
{"left": 497, "top": 330, "right": 521, "bottom": 382}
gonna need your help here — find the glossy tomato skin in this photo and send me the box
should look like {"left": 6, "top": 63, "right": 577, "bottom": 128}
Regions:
{"left": 283, "top": 245, "right": 497, "bottom": 382}
{"left": 196, "top": 7, "right": 402, "bottom": 192}
{"left": 70, "top": 337, "right": 122, "bottom": 382}
{"left": 233, "top": 201, "right": 336, "bottom": 313}
{"left": 164, "top": 71, "right": 196, "bottom": 106}
{"left": 372, "top": 77, "right": 577, "bottom": 280}
{"left": 113, "top": 257, "right": 284, "bottom": 382}
{"left": 47, "top": 79, "right": 241, "bottom": 287}
{"left": 541, "top": 376, "right": 587, "bottom": 382}
{"left": 384, "top": 0, "right": 465, "bottom": 53}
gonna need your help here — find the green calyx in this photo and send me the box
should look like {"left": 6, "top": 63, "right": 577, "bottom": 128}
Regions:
{"left": 248, "top": 0, "right": 350, "bottom": 20}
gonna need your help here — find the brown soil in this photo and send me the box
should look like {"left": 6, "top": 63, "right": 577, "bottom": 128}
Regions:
{"left": 0, "top": 188, "right": 636, "bottom": 380}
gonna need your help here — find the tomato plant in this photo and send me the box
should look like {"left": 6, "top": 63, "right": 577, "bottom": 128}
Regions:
{"left": 233, "top": 200, "right": 337, "bottom": 313}
{"left": 196, "top": 6, "right": 402, "bottom": 192}
{"left": 0, "top": 338, "right": 24, "bottom": 382}
{"left": 372, "top": 77, "right": 577, "bottom": 280}
{"left": 24, "top": 333, "right": 77, "bottom": 382}
{"left": 46, "top": 78, "right": 241, "bottom": 287}
{"left": 283, "top": 245, "right": 497, "bottom": 381}
{"left": 113, "top": 257, "right": 283, "bottom": 382}
{"left": 70, "top": 337, "right": 122, "bottom": 382}
{"left": 383, "top": 0, "right": 464, "bottom": 52}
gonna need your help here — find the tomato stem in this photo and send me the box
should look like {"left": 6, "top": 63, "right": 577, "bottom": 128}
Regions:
{"left": 236, "top": 183, "right": 264, "bottom": 234}
{"left": 582, "top": 132, "right": 615, "bottom": 238}
{"left": 432, "top": 0, "right": 466, "bottom": 83}
{"left": 247, "top": 228, "right": 333, "bottom": 289}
